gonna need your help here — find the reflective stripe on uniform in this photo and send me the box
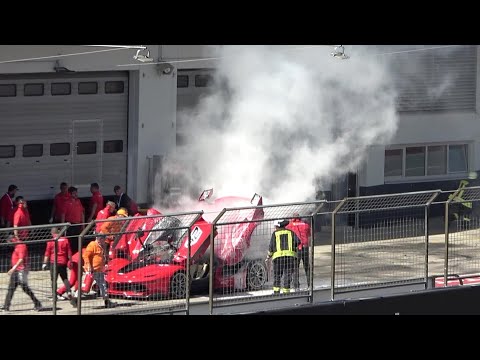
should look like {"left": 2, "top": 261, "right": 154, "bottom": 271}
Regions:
{"left": 272, "top": 230, "right": 296, "bottom": 260}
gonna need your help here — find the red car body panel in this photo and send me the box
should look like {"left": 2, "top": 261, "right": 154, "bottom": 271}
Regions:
{"left": 106, "top": 193, "right": 265, "bottom": 298}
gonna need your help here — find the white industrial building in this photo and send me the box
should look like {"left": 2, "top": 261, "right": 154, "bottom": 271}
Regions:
{"left": 0, "top": 45, "right": 478, "bottom": 221}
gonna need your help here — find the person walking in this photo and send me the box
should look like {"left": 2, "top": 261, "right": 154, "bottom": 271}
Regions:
{"left": 82, "top": 235, "right": 116, "bottom": 308}
{"left": 49, "top": 182, "right": 70, "bottom": 224}
{"left": 42, "top": 227, "right": 77, "bottom": 307}
{"left": 286, "top": 213, "right": 311, "bottom": 289}
{"left": 266, "top": 219, "right": 301, "bottom": 295}
{"left": 0, "top": 236, "right": 42, "bottom": 312}
{"left": 62, "top": 187, "right": 85, "bottom": 254}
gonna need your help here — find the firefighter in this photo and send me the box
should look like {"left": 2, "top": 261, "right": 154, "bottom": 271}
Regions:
{"left": 266, "top": 219, "right": 301, "bottom": 294}
{"left": 448, "top": 172, "right": 477, "bottom": 223}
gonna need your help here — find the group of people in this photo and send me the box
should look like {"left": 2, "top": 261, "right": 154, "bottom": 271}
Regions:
{"left": 266, "top": 213, "right": 312, "bottom": 295}
{"left": 0, "top": 182, "right": 138, "bottom": 311}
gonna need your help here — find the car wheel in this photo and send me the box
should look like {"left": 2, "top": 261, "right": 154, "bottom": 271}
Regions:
{"left": 169, "top": 271, "right": 187, "bottom": 299}
{"left": 247, "top": 261, "right": 267, "bottom": 291}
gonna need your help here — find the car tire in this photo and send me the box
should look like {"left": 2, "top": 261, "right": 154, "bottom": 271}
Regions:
{"left": 169, "top": 271, "right": 187, "bottom": 299}
{"left": 246, "top": 261, "right": 267, "bottom": 291}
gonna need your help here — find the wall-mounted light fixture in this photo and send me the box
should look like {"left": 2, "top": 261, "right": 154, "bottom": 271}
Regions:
{"left": 133, "top": 46, "right": 154, "bottom": 63}
{"left": 156, "top": 62, "right": 174, "bottom": 75}
{"left": 331, "top": 45, "right": 349, "bottom": 60}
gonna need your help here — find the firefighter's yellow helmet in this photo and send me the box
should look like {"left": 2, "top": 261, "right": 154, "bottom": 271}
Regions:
{"left": 117, "top": 208, "right": 128, "bottom": 217}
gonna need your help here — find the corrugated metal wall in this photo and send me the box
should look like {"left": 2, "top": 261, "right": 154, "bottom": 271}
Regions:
{"left": 0, "top": 71, "right": 128, "bottom": 200}
{"left": 388, "top": 45, "right": 477, "bottom": 112}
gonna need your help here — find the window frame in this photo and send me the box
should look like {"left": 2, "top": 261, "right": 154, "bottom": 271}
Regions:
{"left": 24, "top": 83, "right": 44, "bottom": 97}
{"left": 51, "top": 82, "right": 72, "bottom": 96}
{"left": 103, "top": 140, "right": 124, "bottom": 153}
{"left": 50, "top": 142, "right": 71, "bottom": 156}
{"left": 0, "top": 145, "right": 15, "bottom": 158}
{"left": 76, "top": 141, "right": 97, "bottom": 155}
{"left": 22, "top": 144, "right": 43, "bottom": 158}
{"left": 385, "top": 142, "right": 470, "bottom": 182}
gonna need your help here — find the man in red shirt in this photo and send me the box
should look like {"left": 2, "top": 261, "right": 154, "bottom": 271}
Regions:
{"left": 62, "top": 187, "right": 85, "bottom": 254}
{"left": 42, "top": 227, "right": 77, "bottom": 307}
{"left": 0, "top": 184, "right": 18, "bottom": 228}
{"left": 286, "top": 212, "right": 312, "bottom": 289}
{"left": 87, "top": 182, "right": 104, "bottom": 222}
{"left": 0, "top": 236, "right": 42, "bottom": 312}
{"left": 49, "top": 182, "right": 70, "bottom": 224}
{"left": 95, "top": 201, "right": 117, "bottom": 233}
{"left": 13, "top": 197, "right": 31, "bottom": 241}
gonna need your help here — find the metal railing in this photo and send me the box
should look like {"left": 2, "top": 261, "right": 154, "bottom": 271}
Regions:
{"left": 3, "top": 187, "right": 480, "bottom": 314}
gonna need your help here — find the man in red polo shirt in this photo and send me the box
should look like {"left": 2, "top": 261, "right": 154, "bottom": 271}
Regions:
{"left": 0, "top": 236, "right": 42, "bottom": 312}
{"left": 62, "top": 186, "right": 85, "bottom": 254}
{"left": 286, "top": 212, "right": 312, "bottom": 289}
{"left": 13, "top": 197, "right": 31, "bottom": 241}
{"left": 49, "top": 182, "right": 70, "bottom": 224}
{"left": 42, "top": 227, "right": 77, "bottom": 307}
{"left": 86, "top": 183, "right": 104, "bottom": 222}
{"left": 0, "top": 184, "right": 18, "bottom": 228}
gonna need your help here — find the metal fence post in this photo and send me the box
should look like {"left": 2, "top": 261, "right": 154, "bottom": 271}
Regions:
{"left": 331, "top": 199, "right": 346, "bottom": 301}
{"left": 309, "top": 215, "right": 314, "bottom": 303}
{"left": 53, "top": 235, "right": 58, "bottom": 315}
{"left": 425, "top": 192, "right": 439, "bottom": 289}
{"left": 185, "top": 227, "right": 191, "bottom": 316}
{"left": 444, "top": 189, "right": 459, "bottom": 288}
{"left": 209, "top": 209, "right": 226, "bottom": 315}
{"left": 77, "top": 221, "right": 96, "bottom": 315}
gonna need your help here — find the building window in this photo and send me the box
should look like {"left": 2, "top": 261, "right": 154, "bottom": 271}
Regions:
{"left": 50, "top": 143, "right": 70, "bottom": 156}
{"left": 195, "top": 74, "right": 213, "bottom": 87}
{"left": 51, "top": 82, "right": 71, "bottom": 96}
{"left": 384, "top": 149, "right": 403, "bottom": 177}
{"left": 405, "top": 147, "right": 425, "bottom": 177}
{"left": 177, "top": 75, "right": 189, "bottom": 88}
{"left": 103, "top": 140, "right": 123, "bottom": 153}
{"left": 449, "top": 144, "right": 468, "bottom": 173}
{"left": 427, "top": 145, "right": 446, "bottom": 175}
{"left": 385, "top": 143, "right": 469, "bottom": 179}
{"left": 105, "top": 81, "right": 124, "bottom": 94}
{"left": 76, "top": 141, "right": 96, "bottom": 155}
{"left": 78, "top": 82, "right": 98, "bottom": 95}
{"left": 0, "top": 145, "right": 15, "bottom": 158}
{"left": 0, "top": 84, "right": 16, "bottom": 97}
{"left": 24, "top": 83, "right": 44, "bottom": 96}
{"left": 23, "top": 144, "right": 43, "bottom": 157}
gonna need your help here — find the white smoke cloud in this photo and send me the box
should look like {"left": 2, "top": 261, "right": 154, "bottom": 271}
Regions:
{"left": 164, "top": 45, "right": 399, "bottom": 205}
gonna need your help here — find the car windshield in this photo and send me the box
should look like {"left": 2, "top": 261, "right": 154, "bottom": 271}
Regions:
{"left": 140, "top": 216, "right": 186, "bottom": 255}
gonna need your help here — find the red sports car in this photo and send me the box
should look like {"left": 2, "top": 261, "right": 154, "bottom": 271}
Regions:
{"left": 105, "top": 191, "right": 268, "bottom": 299}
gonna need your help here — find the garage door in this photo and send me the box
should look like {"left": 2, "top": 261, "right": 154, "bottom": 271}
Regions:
{"left": 0, "top": 71, "right": 128, "bottom": 200}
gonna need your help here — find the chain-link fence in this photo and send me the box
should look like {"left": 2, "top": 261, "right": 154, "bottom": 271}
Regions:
{"left": 331, "top": 190, "right": 440, "bottom": 299}
{"left": 7, "top": 186, "right": 480, "bottom": 314}
{"left": 76, "top": 211, "right": 202, "bottom": 315}
{"left": 209, "top": 200, "right": 324, "bottom": 314}
{"left": 0, "top": 223, "right": 70, "bottom": 315}
{"left": 444, "top": 186, "right": 480, "bottom": 286}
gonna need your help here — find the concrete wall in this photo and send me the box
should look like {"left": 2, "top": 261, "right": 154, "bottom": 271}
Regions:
{"left": 131, "top": 66, "right": 176, "bottom": 203}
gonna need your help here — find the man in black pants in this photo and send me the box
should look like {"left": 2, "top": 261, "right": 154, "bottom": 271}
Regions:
{"left": 1, "top": 236, "right": 42, "bottom": 312}
{"left": 266, "top": 219, "right": 301, "bottom": 295}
